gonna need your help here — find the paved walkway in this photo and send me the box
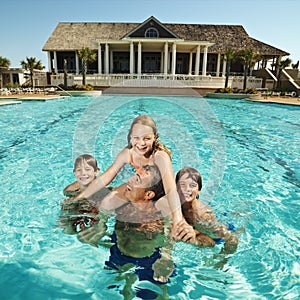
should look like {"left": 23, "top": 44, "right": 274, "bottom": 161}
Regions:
{"left": 1, "top": 92, "right": 299, "bottom": 106}
{"left": 0, "top": 93, "right": 68, "bottom": 106}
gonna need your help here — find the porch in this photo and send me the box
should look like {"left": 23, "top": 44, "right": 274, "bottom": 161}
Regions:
{"left": 50, "top": 73, "right": 263, "bottom": 90}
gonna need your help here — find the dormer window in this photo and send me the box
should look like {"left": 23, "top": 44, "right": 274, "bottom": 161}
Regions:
{"left": 145, "top": 28, "right": 159, "bottom": 38}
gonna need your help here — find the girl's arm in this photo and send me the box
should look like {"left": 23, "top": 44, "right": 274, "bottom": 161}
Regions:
{"left": 99, "top": 184, "right": 128, "bottom": 211}
{"left": 75, "top": 148, "right": 129, "bottom": 200}
{"left": 154, "top": 151, "right": 183, "bottom": 227}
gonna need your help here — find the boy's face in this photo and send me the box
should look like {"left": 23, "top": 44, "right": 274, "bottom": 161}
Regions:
{"left": 74, "top": 160, "right": 98, "bottom": 188}
{"left": 177, "top": 173, "right": 200, "bottom": 202}
{"left": 124, "top": 168, "right": 154, "bottom": 203}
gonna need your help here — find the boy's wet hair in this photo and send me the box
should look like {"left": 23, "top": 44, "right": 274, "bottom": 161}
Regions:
{"left": 142, "top": 165, "right": 165, "bottom": 202}
{"left": 175, "top": 166, "right": 202, "bottom": 191}
{"left": 73, "top": 154, "right": 99, "bottom": 172}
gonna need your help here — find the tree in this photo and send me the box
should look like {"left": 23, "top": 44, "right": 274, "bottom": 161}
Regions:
{"left": 238, "top": 49, "right": 261, "bottom": 90}
{"left": 20, "top": 57, "right": 44, "bottom": 88}
{"left": 77, "top": 48, "right": 96, "bottom": 85}
{"left": 223, "top": 48, "right": 238, "bottom": 88}
{"left": 275, "top": 57, "right": 292, "bottom": 89}
{"left": 0, "top": 56, "right": 11, "bottom": 88}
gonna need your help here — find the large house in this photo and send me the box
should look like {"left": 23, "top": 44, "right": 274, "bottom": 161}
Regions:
{"left": 42, "top": 16, "right": 290, "bottom": 91}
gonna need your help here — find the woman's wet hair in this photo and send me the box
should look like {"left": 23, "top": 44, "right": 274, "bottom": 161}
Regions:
{"left": 175, "top": 166, "right": 202, "bottom": 191}
{"left": 127, "top": 115, "right": 172, "bottom": 158}
{"left": 143, "top": 165, "right": 165, "bottom": 202}
{"left": 73, "top": 154, "right": 99, "bottom": 172}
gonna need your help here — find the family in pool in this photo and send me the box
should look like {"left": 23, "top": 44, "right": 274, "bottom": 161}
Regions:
{"left": 59, "top": 115, "right": 239, "bottom": 299}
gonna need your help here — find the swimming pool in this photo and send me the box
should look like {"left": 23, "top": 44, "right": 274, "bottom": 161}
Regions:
{"left": 0, "top": 95, "right": 299, "bottom": 299}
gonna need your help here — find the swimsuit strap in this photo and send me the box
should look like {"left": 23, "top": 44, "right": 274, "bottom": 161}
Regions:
{"left": 129, "top": 150, "right": 141, "bottom": 170}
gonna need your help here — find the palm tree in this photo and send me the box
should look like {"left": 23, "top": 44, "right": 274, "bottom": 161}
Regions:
{"left": 20, "top": 57, "right": 44, "bottom": 88}
{"left": 238, "top": 49, "right": 261, "bottom": 90}
{"left": 223, "top": 48, "right": 238, "bottom": 88}
{"left": 275, "top": 57, "right": 292, "bottom": 89}
{"left": 77, "top": 48, "right": 97, "bottom": 85}
{"left": 0, "top": 56, "right": 11, "bottom": 88}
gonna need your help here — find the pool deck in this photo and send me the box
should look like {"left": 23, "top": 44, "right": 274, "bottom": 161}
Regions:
{"left": 0, "top": 92, "right": 299, "bottom": 106}
{"left": 0, "top": 93, "right": 68, "bottom": 106}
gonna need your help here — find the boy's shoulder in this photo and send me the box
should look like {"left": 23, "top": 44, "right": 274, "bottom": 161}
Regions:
{"left": 63, "top": 181, "right": 81, "bottom": 197}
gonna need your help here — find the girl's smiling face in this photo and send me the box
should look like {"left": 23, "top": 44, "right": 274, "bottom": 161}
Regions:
{"left": 74, "top": 160, "right": 98, "bottom": 189}
{"left": 177, "top": 173, "right": 200, "bottom": 202}
{"left": 130, "top": 124, "right": 156, "bottom": 156}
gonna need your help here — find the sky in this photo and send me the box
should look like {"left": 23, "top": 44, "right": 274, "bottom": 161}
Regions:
{"left": 1, "top": 0, "right": 300, "bottom": 70}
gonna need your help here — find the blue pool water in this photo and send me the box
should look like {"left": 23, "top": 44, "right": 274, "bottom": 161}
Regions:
{"left": 0, "top": 95, "right": 299, "bottom": 299}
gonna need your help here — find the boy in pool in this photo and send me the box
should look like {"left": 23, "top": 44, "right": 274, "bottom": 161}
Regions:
{"left": 59, "top": 154, "right": 109, "bottom": 243}
{"left": 175, "top": 167, "right": 239, "bottom": 255}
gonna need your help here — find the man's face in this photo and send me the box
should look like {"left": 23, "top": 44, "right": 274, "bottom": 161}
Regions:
{"left": 124, "top": 168, "right": 153, "bottom": 203}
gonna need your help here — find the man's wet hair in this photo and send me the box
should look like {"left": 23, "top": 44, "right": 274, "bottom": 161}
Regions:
{"left": 142, "top": 165, "right": 165, "bottom": 201}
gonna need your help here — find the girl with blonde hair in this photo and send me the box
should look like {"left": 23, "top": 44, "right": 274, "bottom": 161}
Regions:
{"left": 74, "top": 115, "right": 184, "bottom": 229}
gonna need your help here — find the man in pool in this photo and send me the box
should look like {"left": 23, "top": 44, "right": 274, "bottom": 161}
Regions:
{"left": 79, "top": 165, "right": 174, "bottom": 298}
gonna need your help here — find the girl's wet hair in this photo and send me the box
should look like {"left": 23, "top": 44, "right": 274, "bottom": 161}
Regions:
{"left": 127, "top": 115, "right": 172, "bottom": 158}
{"left": 73, "top": 154, "right": 99, "bottom": 172}
{"left": 175, "top": 166, "right": 202, "bottom": 191}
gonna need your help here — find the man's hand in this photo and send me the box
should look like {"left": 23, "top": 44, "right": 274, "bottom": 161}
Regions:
{"left": 152, "top": 257, "right": 174, "bottom": 283}
{"left": 175, "top": 219, "right": 196, "bottom": 243}
{"left": 77, "top": 221, "right": 107, "bottom": 247}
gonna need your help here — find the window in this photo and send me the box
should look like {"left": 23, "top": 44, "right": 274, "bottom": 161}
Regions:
{"left": 145, "top": 28, "right": 159, "bottom": 38}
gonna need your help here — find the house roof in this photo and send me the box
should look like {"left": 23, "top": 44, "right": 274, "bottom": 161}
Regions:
{"left": 42, "top": 19, "right": 289, "bottom": 57}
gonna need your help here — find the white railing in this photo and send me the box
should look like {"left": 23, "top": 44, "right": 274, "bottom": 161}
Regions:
{"left": 231, "top": 76, "right": 262, "bottom": 89}
{"left": 50, "top": 73, "right": 227, "bottom": 89}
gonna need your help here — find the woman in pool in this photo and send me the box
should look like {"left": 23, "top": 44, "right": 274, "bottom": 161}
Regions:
{"left": 74, "top": 115, "right": 184, "bottom": 230}
{"left": 175, "top": 166, "right": 239, "bottom": 254}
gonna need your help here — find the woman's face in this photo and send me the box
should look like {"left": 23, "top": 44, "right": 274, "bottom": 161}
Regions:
{"left": 130, "top": 123, "right": 156, "bottom": 156}
{"left": 177, "top": 173, "right": 200, "bottom": 202}
{"left": 74, "top": 160, "right": 98, "bottom": 188}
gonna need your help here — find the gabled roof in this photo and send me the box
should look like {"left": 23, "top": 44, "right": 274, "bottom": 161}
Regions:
{"left": 42, "top": 18, "right": 289, "bottom": 57}
{"left": 122, "top": 16, "right": 180, "bottom": 39}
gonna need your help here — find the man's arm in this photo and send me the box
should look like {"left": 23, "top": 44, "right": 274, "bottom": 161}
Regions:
{"left": 152, "top": 220, "right": 175, "bottom": 283}
{"left": 98, "top": 184, "right": 128, "bottom": 211}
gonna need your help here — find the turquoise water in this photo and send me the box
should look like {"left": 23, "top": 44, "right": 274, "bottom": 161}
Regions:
{"left": 0, "top": 95, "right": 299, "bottom": 299}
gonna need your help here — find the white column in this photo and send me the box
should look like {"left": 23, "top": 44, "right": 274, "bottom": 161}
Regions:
{"left": 171, "top": 43, "right": 177, "bottom": 75}
{"left": 110, "top": 50, "right": 113, "bottom": 73}
{"left": 189, "top": 52, "right": 193, "bottom": 75}
{"left": 137, "top": 42, "right": 142, "bottom": 74}
{"left": 216, "top": 53, "right": 221, "bottom": 77}
{"left": 130, "top": 42, "right": 134, "bottom": 74}
{"left": 53, "top": 51, "right": 58, "bottom": 73}
{"left": 75, "top": 52, "right": 79, "bottom": 74}
{"left": 164, "top": 42, "right": 168, "bottom": 75}
{"left": 202, "top": 46, "right": 208, "bottom": 76}
{"left": 47, "top": 52, "right": 52, "bottom": 72}
{"left": 195, "top": 45, "right": 200, "bottom": 75}
{"left": 222, "top": 59, "right": 227, "bottom": 77}
{"left": 160, "top": 51, "right": 164, "bottom": 73}
{"left": 98, "top": 44, "right": 102, "bottom": 74}
{"left": 105, "top": 43, "right": 109, "bottom": 74}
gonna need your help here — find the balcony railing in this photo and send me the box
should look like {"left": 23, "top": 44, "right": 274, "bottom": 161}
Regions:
{"left": 50, "top": 73, "right": 262, "bottom": 89}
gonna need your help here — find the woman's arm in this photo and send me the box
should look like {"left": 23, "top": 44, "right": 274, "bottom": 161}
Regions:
{"left": 75, "top": 148, "right": 129, "bottom": 200}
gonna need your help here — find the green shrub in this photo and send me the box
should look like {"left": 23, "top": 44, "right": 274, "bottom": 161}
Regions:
{"left": 215, "top": 87, "right": 258, "bottom": 94}
{"left": 71, "top": 84, "right": 94, "bottom": 91}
